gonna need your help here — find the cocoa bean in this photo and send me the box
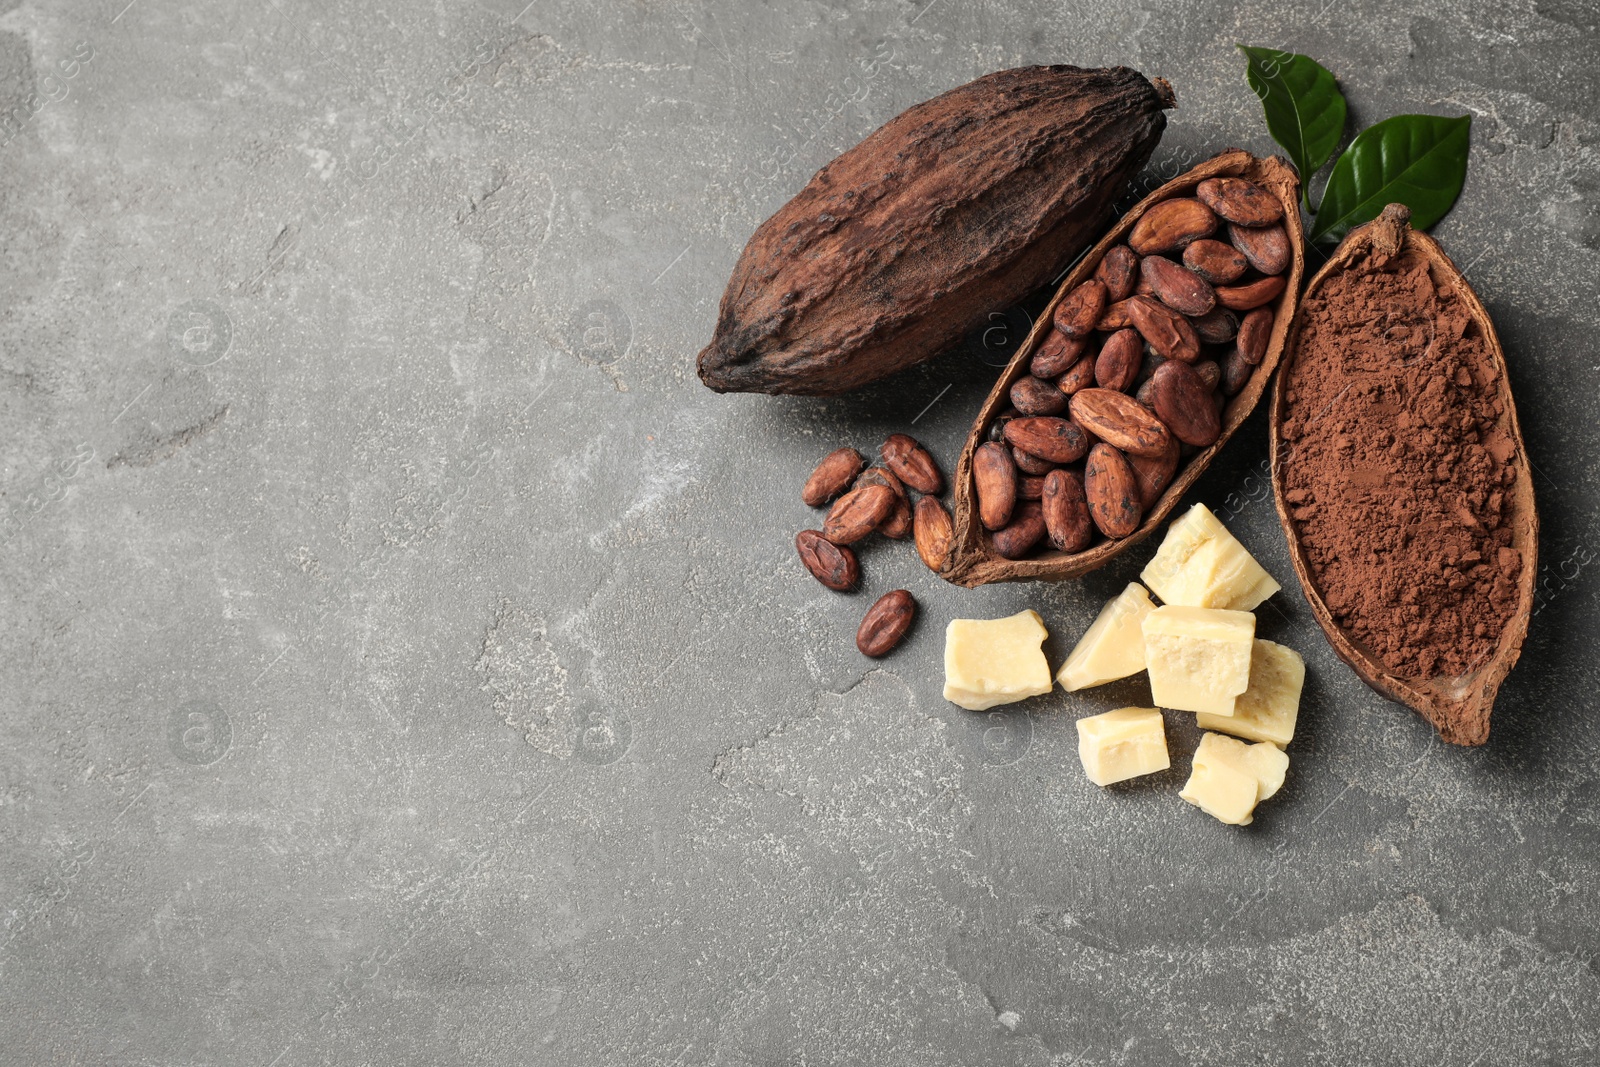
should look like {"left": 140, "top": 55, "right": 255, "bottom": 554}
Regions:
{"left": 1128, "top": 435, "right": 1180, "bottom": 509}
{"left": 1010, "top": 374, "right": 1069, "bottom": 416}
{"left": 698, "top": 67, "right": 1175, "bottom": 396}
{"left": 1030, "top": 330, "right": 1088, "bottom": 378}
{"left": 1094, "top": 245, "right": 1141, "bottom": 301}
{"left": 1215, "top": 275, "right": 1287, "bottom": 311}
{"left": 1140, "top": 255, "right": 1216, "bottom": 316}
{"left": 1135, "top": 376, "right": 1159, "bottom": 408}
{"left": 1096, "top": 299, "right": 1135, "bottom": 331}
{"left": 855, "top": 466, "right": 913, "bottom": 539}
{"left": 796, "top": 529, "right": 860, "bottom": 591}
{"left": 1069, "top": 388, "right": 1173, "bottom": 458}
{"left": 1013, "top": 447, "right": 1056, "bottom": 476}
{"left": 880, "top": 433, "right": 943, "bottom": 495}
{"left": 1053, "top": 279, "right": 1108, "bottom": 339}
{"left": 1228, "top": 222, "right": 1291, "bottom": 275}
{"left": 973, "top": 442, "right": 1018, "bottom": 531}
{"left": 1003, "top": 416, "right": 1091, "bottom": 464}
{"left": 822, "top": 483, "right": 895, "bottom": 544}
{"left": 1056, "top": 354, "right": 1097, "bottom": 396}
{"left": 1182, "top": 239, "right": 1249, "bottom": 285}
{"left": 913, "top": 496, "right": 954, "bottom": 572}
{"left": 1095, "top": 328, "right": 1143, "bottom": 392}
{"left": 987, "top": 408, "right": 1020, "bottom": 443}
{"left": 992, "top": 502, "right": 1047, "bottom": 559}
{"left": 1019, "top": 474, "right": 1048, "bottom": 500}
{"left": 857, "top": 589, "right": 916, "bottom": 657}
{"left": 802, "top": 447, "right": 867, "bottom": 506}
{"left": 1128, "top": 197, "right": 1217, "bottom": 254}
{"left": 1149, "top": 360, "right": 1221, "bottom": 447}
{"left": 1190, "top": 306, "right": 1240, "bottom": 344}
{"left": 1125, "top": 295, "right": 1201, "bottom": 362}
{"left": 1196, "top": 177, "right": 1283, "bottom": 227}
{"left": 1221, "top": 344, "right": 1254, "bottom": 395}
{"left": 1041, "top": 468, "right": 1093, "bottom": 552}
{"left": 1084, "top": 443, "right": 1142, "bottom": 537}
{"left": 1192, "top": 359, "right": 1222, "bottom": 390}
{"left": 1236, "top": 306, "right": 1273, "bottom": 366}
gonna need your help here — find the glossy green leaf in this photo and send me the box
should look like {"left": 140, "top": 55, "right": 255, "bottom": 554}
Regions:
{"left": 1310, "top": 114, "right": 1472, "bottom": 244}
{"left": 1238, "top": 45, "right": 1346, "bottom": 205}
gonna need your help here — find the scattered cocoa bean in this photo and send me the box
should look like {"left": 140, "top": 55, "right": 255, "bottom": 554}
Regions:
{"left": 796, "top": 529, "right": 860, "bottom": 591}
{"left": 913, "top": 496, "right": 954, "bottom": 572}
{"left": 1182, "top": 239, "right": 1249, "bottom": 285}
{"left": 1003, "top": 416, "right": 1091, "bottom": 464}
{"left": 1128, "top": 197, "right": 1217, "bottom": 254}
{"left": 1041, "top": 468, "right": 1093, "bottom": 552}
{"left": 1084, "top": 443, "right": 1142, "bottom": 537}
{"left": 973, "top": 441, "right": 1018, "bottom": 531}
{"left": 822, "top": 483, "right": 895, "bottom": 544}
{"left": 1196, "top": 177, "right": 1283, "bottom": 226}
{"left": 802, "top": 448, "right": 867, "bottom": 507}
{"left": 1140, "top": 255, "right": 1216, "bottom": 316}
{"left": 856, "top": 589, "right": 916, "bottom": 657}
{"left": 1150, "top": 360, "right": 1221, "bottom": 447}
{"left": 855, "top": 466, "right": 912, "bottom": 539}
{"left": 880, "top": 433, "right": 943, "bottom": 495}
{"left": 1095, "top": 328, "right": 1143, "bottom": 392}
{"left": 1069, "top": 388, "right": 1173, "bottom": 458}
{"left": 1192, "top": 359, "right": 1222, "bottom": 390}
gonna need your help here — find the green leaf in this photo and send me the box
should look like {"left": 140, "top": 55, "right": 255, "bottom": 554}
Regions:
{"left": 1309, "top": 114, "right": 1472, "bottom": 244}
{"left": 1238, "top": 45, "right": 1346, "bottom": 206}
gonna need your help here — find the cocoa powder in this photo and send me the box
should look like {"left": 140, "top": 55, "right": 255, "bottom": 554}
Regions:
{"left": 1279, "top": 247, "right": 1522, "bottom": 678}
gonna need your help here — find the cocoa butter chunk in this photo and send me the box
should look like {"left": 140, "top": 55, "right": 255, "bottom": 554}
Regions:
{"left": 697, "top": 67, "right": 1174, "bottom": 396}
{"left": 942, "top": 610, "right": 1053, "bottom": 711}
{"left": 1057, "top": 582, "right": 1154, "bottom": 690}
{"left": 1141, "top": 504, "right": 1280, "bottom": 611}
{"left": 1179, "top": 732, "right": 1289, "bottom": 826}
{"left": 1077, "top": 707, "right": 1170, "bottom": 787}
{"left": 1141, "top": 606, "right": 1255, "bottom": 716}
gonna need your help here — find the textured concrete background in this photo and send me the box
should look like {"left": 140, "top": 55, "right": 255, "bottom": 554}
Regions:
{"left": 2, "top": 0, "right": 1597, "bottom": 1063}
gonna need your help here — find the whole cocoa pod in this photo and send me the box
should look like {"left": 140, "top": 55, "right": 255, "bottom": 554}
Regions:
{"left": 857, "top": 590, "right": 917, "bottom": 657}
{"left": 698, "top": 67, "right": 1175, "bottom": 396}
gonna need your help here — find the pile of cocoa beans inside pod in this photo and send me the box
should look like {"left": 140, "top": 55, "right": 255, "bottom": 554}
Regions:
{"left": 795, "top": 434, "right": 952, "bottom": 657}
{"left": 975, "top": 176, "right": 1292, "bottom": 560}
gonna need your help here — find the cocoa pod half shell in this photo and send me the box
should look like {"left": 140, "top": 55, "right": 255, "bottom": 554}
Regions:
{"left": 944, "top": 150, "right": 1304, "bottom": 587}
{"left": 697, "top": 66, "right": 1175, "bottom": 396}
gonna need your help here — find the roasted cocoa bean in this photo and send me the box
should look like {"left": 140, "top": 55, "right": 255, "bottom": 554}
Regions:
{"left": 1095, "top": 245, "right": 1141, "bottom": 301}
{"left": 1128, "top": 434, "right": 1180, "bottom": 509}
{"left": 796, "top": 529, "right": 860, "bottom": 591}
{"left": 1096, "top": 299, "right": 1133, "bottom": 331}
{"left": 855, "top": 466, "right": 913, "bottom": 539}
{"left": 1228, "top": 222, "right": 1291, "bottom": 275}
{"left": 992, "top": 502, "right": 1047, "bottom": 559}
{"left": 802, "top": 447, "right": 867, "bottom": 507}
{"left": 1221, "top": 344, "right": 1254, "bottom": 395}
{"left": 1150, "top": 360, "right": 1221, "bottom": 447}
{"left": 1041, "top": 468, "right": 1094, "bottom": 552}
{"left": 1019, "top": 473, "right": 1048, "bottom": 500}
{"left": 1192, "top": 359, "right": 1222, "bottom": 390}
{"left": 987, "top": 407, "right": 1020, "bottom": 443}
{"left": 1140, "top": 255, "right": 1216, "bottom": 316}
{"left": 1196, "top": 177, "right": 1283, "bottom": 227}
{"left": 1053, "top": 279, "right": 1109, "bottom": 339}
{"left": 913, "top": 496, "right": 954, "bottom": 572}
{"left": 1125, "top": 295, "right": 1201, "bottom": 362}
{"left": 1182, "top": 239, "right": 1249, "bottom": 285}
{"left": 822, "top": 483, "right": 895, "bottom": 544}
{"left": 1095, "top": 328, "right": 1143, "bottom": 392}
{"left": 973, "top": 442, "right": 1018, "bottom": 531}
{"left": 1128, "top": 197, "right": 1217, "bottom": 254}
{"left": 1012, "top": 447, "right": 1056, "bottom": 476}
{"left": 1030, "top": 330, "right": 1088, "bottom": 378}
{"left": 1135, "top": 375, "right": 1160, "bottom": 408}
{"left": 1056, "top": 354, "right": 1097, "bottom": 396}
{"left": 1190, "top": 306, "right": 1240, "bottom": 344}
{"left": 1215, "top": 275, "right": 1287, "bottom": 311}
{"left": 1003, "top": 416, "right": 1091, "bottom": 464}
{"left": 1235, "top": 306, "right": 1273, "bottom": 366}
{"left": 1010, "top": 374, "right": 1069, "bottom": 416}
{"left": 1084, "top": 443, "right": 1142, "bottom": 537}
{"left": 856, "top": 589, "right": 916, "bottom": 657}
{"left": 881, "top": 433, "right": 943, "bottom": 494}
{"left": 1069, "top": 388, "right": 1173, "bottom": 458}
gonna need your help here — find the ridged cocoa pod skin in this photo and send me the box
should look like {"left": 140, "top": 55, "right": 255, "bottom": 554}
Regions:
{"left": 795, "top": 530, "right": 860, "bottom": 591}
{"left": 857, "top": 590, "right": 917, "bottom": 657}
{"left": 697, "top": 67, "right": 1175, "bottom": 396}
{"left": 914, "top": 496, "right": 954, "bottom": 572}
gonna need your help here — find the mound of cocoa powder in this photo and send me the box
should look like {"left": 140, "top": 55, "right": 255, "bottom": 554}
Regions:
{"left": 1279, "top": 246, "right": 1522, "bottom": 678}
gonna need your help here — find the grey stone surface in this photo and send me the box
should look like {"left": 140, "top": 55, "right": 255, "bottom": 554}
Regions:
{"left": 2, "top": 0, "right": 1597, "bottom": 1062}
